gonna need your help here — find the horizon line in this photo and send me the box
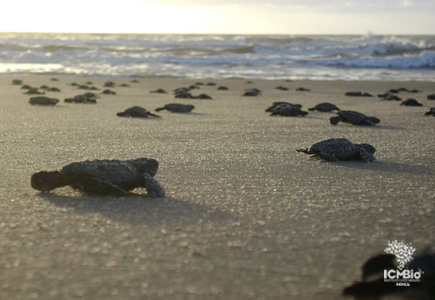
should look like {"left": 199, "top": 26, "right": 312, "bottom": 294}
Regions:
{"left": 0, "top": 31, "right": 433, "bottom": 36}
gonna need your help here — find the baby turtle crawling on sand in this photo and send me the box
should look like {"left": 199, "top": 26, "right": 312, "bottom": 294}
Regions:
{"left": 29, "top": 96, "right": 59, "bottom": 106}
{"left": 270, "top": 105, "right": 307, "bottom": 117}
{"left": 297, "top": 138, "right": 376, "bottom": 162}
{"left": 308, "top": 102, "right": 340, "bottom": 112}
{"left": 150, "top": 88, "right": 167, "bottom": 94}
{"left": 117, "top": 106, "right": 160, "bottom": 118}
{"left": 343, "top": 248, "right": 435, "bottom": 299}
{"left": 243, "top": 88, "right": 262, "bottom": 97}
{"left": 425, "top": 107, "right": 435, "bottom": 116}
{"left": 155, "top": 103, "right": 195, "bottom": 113}
{"left": 65, "top": 93, "right": 98, "bottom": 103}
{"left": 400, "top": 98, "right": 423, "bottom": 106}
{"left": 31, "top": 158, "right": 165, "bottom": 197}
{"left": 330, "top": 110, "right": 380, "bottom": 126}
{"left": 265, "top": 102, "right": 302, "bottom": 112}
{"left": 345, "top": 91, "right": 373, "bottom": 97}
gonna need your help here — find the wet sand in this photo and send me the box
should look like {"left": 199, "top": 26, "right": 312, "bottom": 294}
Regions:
{"left": 0, "top": 76, "right": 434, "bottom": 299}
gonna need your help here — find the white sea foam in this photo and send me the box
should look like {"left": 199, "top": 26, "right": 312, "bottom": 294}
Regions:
{"left": 0, "top": 33, "right": 434, "bottom": 80}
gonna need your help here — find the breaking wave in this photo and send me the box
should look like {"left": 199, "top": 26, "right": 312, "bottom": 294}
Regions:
{"left": 0, "top": 33, "right": 434, "bottom": 80}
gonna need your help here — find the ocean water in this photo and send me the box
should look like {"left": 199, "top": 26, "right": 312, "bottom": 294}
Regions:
{"left": 0, "top": 33, "right": 434, "bottom": 81}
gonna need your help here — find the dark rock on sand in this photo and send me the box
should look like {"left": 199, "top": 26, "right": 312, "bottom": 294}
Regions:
{"left": 31, "top": 158, "right": 165, "bottom": 197}
{"left": 29, "top": 96, "right": 59, "bottom": 106}
{"left": 330, "top": 110, "right": 380, "bottom": 126}
{"left": 155, "top": 103, "right": 195, "bottom": 113}
{"left": 117, "top": 106, "right": 160, "bottom": 118}
{"left": 401, "top": 99, "right": 423, "bottom": 106}
{"left": 297, "top": 138, "right": 376, "bottom": 162}
{"left": 308, "top": 102, "right": 340, "bottom": 112}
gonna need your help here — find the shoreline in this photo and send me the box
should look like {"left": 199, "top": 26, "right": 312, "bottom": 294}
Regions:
{"left": 1, "top": 75, "right": 434, "bottom": 299}
{"left": 1, "top": 73, "right": 435, "bottom": 82}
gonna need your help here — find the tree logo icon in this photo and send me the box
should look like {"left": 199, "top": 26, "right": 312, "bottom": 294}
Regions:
{"left": 384, "top": 240, "right": 416, "bottom": 270}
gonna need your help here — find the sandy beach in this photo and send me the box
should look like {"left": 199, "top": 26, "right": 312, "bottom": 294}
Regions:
{"left": 0, "top": 76, "right": 434, "bottom": 299}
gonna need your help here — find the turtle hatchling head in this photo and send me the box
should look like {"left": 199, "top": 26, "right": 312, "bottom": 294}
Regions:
{"left": 130, "top": 158, "right": 159, "bottom": 176}
{"left": 356, "top": 143, "right": 376, "bottom": 155}
{"left": 31, "top": 171, "right": 66, "bottom": 192}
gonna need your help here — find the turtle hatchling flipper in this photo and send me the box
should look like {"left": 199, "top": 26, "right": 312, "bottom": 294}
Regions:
{"left": 330, "top": 116, "right": 341, "bottom": 125}
{"left": 357, "top": 148, "right": 375, "bottom": 162}
{"left": 318, "top": 151, "right": 338, "bottom": 161}
{"left": 146, "top": 112, "right": 161, "bottom": 118}
{"left": 296, "top": 148, "right": 309, "bottom": 154}
{"left": 67, "top": 173, "right": 129, "bottom": 195}
{"left": 365, "top": 117, "right": 380, "bottom": 126}
{"left": 155, "top": 107, "right": 166, "bottom": 112}
{"left": 31, "top": 171, "right": 67, "bottom": 192}
{"left": 143, "top": 173, "right": 165, "bottom": 197}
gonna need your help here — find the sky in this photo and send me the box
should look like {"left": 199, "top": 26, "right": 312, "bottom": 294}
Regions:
{"left": 1, "top": 0, "right": 434, "bottom": 34}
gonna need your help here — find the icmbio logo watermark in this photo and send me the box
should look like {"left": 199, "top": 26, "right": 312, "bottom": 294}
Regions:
{"left": 383, "top": 240, "right": 423, "bottom": 286}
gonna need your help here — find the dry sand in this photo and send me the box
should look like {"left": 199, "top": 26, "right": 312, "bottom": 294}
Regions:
{"left": 0, "top": 76, "right": 434, "bottom": 299}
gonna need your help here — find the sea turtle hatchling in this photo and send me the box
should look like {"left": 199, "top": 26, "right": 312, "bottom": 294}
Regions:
{"left": 297, "top": 138, "right": 376, "bottom": 162}
{"left": 270, "top": 105, "right": 308, "bottom": 117}
{"left": 343, "top": 247, "right": 435, "bottom": 299}
{"left": 330, "top": 110, "right": 380, "bottom": 126}
{"left": 265, "top": 102, "right": 302, "bottom": 112}
{"left": 400, "top": 99, "right": 423, "bottom": 106}
{"left": 155, "top": 103, "right": 195, "bottom": 113}
{"left": 308, "top": 102, "right": 340, "bottom": 112}
{"left": 117, "top": 106, "right": 161, "bottom": 118}
{"left": 425, "top": 107, "right": 435, "bottom": 116}
{"left": 29, "top": 96, "right": 59, "bottom": 106}
{"left": 31, "top": 158, "right": 165, "bottom": 197}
